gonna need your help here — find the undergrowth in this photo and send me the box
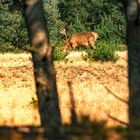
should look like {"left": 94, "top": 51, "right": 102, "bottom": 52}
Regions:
{"left": 0, "top": 40, "right": 126, "bottom": 62}
{"left": 84, "top": 41, "right": 119, "bottom": 62}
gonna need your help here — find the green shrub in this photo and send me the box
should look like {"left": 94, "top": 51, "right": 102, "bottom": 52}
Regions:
{"left": 52, "top": 41, "right": 68, "bottom": 60}
{"left": 0, "top": 4, "right": 29, "bottom": 49}
{"left": 0, "top": 1, "right": 64, "bottom": 51}
{"left": 43, "top": 0, "right": 64, "bottom": 42}
{"left": 85, "top": 41, "right": 118, "bottom": 62}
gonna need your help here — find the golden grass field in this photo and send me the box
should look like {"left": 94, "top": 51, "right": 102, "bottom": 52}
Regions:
{"left": 0, "top": 51, "right": 128, "bottom": 128}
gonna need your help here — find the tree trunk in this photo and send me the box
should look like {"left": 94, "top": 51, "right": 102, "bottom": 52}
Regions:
{"left": 22, "top": 0, "right": 62, "bottom": 131}
{"left": 125, "top": 0, "right": 140, "bottom": 138}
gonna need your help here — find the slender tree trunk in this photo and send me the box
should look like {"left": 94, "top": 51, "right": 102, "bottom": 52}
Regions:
{"left": 125, "top": 0, "right": 140, "bottom": 138}
{"left": 22, "top": 0, "right": 62, "bottom": 131}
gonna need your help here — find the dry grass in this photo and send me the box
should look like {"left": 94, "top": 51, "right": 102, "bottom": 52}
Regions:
{"left": 0, "top": 51, "right": 128, "bottom": 128}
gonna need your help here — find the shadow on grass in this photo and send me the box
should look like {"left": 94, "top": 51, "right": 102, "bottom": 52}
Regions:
{"left": 64, "top": 80, "right": 128, "bottom": 140}
{"left": 0, "top": 81, "right": 128, "bottom": 140}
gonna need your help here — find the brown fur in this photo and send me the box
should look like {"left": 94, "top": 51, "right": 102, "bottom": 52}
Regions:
{"left": 64, "top": 32, "right": 98, "bottom": 50}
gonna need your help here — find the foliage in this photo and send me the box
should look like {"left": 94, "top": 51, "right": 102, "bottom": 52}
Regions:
{"left": 0, "top": 4, "right": 29, "bottom": 50}
{"left": 58, "top": 0, "right": 126, "bottom": 62}
{"left": 58, "top": 0, "right": 89, "bottom": 36}
{"left": 84, "top": 41, "right": 118, "bottom": 62}
{"left": 52, "top": 42, "right": 68, "bottom": 60}
{"left": 43, "top": 0, "right": 64, "bottom": 42}
{"left": 94, "top": 1, "right": 126, "bottom": 44}
{"left": 0, "top": 0, "right": 65, "bottom": 50}
{"left": 0, "top": 0, "right": 126, "bottom": 62}
{"left": 58, "top": 0, "right": 126, "bottom": 43}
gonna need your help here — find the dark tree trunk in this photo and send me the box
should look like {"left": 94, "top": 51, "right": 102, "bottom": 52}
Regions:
{"left": 22, "top": 0, "right": 62, "bottom": 131}
{"left": 125, "top": 0, "right": 140, "bottom": 138}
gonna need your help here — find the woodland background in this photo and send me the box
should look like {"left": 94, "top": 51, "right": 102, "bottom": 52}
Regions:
{"left": 0, "top": 0, "right": 126, "bottom": 62}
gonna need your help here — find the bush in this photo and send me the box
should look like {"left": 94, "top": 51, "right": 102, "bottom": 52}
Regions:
{"left": 0, "top": 1, "right": 64, "bottom": 51}
{"left": 43, "top": 0, "right": 64, "bottom": 42}
{"left": 85, "top": 41, "right": 118, "bottom": 62}
{"left": 95, "top": 15, "right": 121, "bottom": 43}
{"left": 94, "top": 6, "right": 126, "bottom": 44}
{"left": 0, "top": 4, "right": 29, "bottom": 50}
{"left": 52, "top": 41, "right": 68, "bottom": 61}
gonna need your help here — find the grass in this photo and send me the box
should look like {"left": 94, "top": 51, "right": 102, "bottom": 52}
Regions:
{"left": 53, "top": 45, "right": 68, "bottom": 61}
{"left": 0, "top": 51, "right": 128, "bottom": 126}
{"left": 85, "top": 41, "right": 118, "bottom": 62}
{"left": 0, "top": 51, "right": 129, "bottom": 139}
{"left": 0, "top": 44, "right": 30, "bottom": 53}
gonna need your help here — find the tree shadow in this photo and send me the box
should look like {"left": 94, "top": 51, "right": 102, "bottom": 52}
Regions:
{"left": 105, "top": 86, "right": 128, "bottom": 105}
{"left": 0, "top": 126, "right": 65, "bottom": 140}
{"left": 63, "top": 80, "right": 128, "bottom": 140}
{"left": 67, "top": 80, "right": 78, "bottom": 125}
{"left": 0, "top": 80, "right": 128, "bottom": 140}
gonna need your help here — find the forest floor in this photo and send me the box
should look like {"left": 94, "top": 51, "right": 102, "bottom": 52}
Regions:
{"left": 0, "top": 51, "right": 128, "bottom": 139}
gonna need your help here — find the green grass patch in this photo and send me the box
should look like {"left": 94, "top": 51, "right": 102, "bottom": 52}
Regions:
{"left": 84, "top": 41, "right": 119, "bottom": 62}
{"left": 0, "top": 44, "right": 29, "bottom": 53}
{"left": 52, "top": 41, "right": 68, "bottom": 61}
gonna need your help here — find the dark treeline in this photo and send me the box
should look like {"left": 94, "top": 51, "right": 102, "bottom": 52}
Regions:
{"left": 0, "top": 0, "right": 126, "bottom": 50}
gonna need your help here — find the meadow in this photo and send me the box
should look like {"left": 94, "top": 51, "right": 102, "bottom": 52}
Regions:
{"left": 0, "top": 51, "right": 128, "bottom": 129}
